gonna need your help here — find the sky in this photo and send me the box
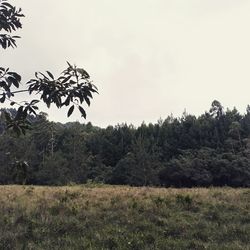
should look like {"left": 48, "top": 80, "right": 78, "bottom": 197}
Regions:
{"left": 2, "top": 0, "right": 250, "bottom": 127}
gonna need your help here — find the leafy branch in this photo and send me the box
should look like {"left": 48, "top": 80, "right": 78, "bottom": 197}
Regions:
{"left": 0, "top": 0, "right": 98, "bottom": 136}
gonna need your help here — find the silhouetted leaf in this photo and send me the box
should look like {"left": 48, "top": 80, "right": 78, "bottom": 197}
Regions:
{"left": 46, "top": 71, "right": 54, "bottom": 79}
{"left": 78, "top": 106, "right": 86, "bottom": 118}
{"left": 67, "top": 105, "right": 74, "bottom": 117}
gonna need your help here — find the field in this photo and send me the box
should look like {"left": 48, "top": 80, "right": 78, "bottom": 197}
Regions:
{"left": 0, "top": 185, "right": 249, "bottom": 250}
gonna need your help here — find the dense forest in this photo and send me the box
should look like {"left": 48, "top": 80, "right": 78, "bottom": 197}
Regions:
{"left": 0, "top": 100, "right": 250, "bottom": 187}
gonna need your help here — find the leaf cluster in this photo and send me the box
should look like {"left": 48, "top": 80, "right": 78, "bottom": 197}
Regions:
{"left": 0, "top": 0, "right": 24, "bottom": 48}
{"left": 0, "top": 63, "right": 98, "bottom": 135}
{"left": 0, "top": 1, "right": 98, "bottom": 136}
{"left": 27, "top": 62, "right": 98, "bottom": 118}
{"left": 0, "top": 67, "right": 21, "bottom": 102}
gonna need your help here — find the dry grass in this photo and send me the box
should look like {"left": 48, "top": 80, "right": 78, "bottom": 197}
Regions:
{"left": 0, "top": 185, "right": 249, "bottom": 249}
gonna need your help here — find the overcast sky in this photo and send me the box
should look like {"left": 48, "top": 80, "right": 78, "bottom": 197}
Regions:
{"left": 2, "top": 0, "right": 250, "bottom": 127}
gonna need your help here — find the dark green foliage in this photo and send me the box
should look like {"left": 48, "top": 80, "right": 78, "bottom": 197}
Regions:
{"left": 11, "top": 160, "right": 29, "bottom": 185}
{"left": 0, "top": 0, "right": 24, "bottom": 49}
{"left": 0, "top": 0, "right": 98, "bottom": 136}
{"left": 27, "top": 62, "right": 97, "bottom": 117}
{"left": 35, "top": 153, "right": 70, "bottom": 185}
{"left": 1, "top": 100, "right": 250, "bottom": 187}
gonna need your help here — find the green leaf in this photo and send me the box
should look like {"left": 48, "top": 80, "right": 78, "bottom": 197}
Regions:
{"left": 78, "top": 106, "right": 86, "bottom": 119}
{"left": 46, "top": 71, "right": 54, "bottom": 79}
{"left": 0, "top": 93, "right": 6, "bottom": 103}
{"left": 67, "top": 105, "right": 74, "bottom": 117}
{"left": 85, "top": 96, "right": 90, "bottom": 106}
{"left": 30, "top": 99, "right": 40, "bottom": 105}
{"left": 67, "top": 61, "right": 73, "bottom": 68}
{"left": 61, "top": 75, "right": 71, "bottom": 84}
{"left": 4, "top": 111, "right": 12, "bottom": 122}
{"left": 76, "top": 68, "right": 90, "bottom": 78}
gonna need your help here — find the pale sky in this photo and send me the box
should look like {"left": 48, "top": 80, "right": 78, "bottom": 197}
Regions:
{"left": 2, "top": 0, "right": 250, "bottom": 127}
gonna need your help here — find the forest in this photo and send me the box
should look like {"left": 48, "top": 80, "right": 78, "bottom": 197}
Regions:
{"left": 1, "top": 100, "right": 250, "bottom": 187}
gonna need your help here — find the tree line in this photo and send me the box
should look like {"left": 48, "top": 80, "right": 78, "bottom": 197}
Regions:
{"left": 0, "top": 100, "right": 250, "bottom": 187}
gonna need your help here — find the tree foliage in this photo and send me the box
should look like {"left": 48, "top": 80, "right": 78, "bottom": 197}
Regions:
{"left": 0, "top": 0, "right": 98, "bottom": 135}
{"left": 0, "top": 0, "right": 23, "bottom": 49}
{"left": 1, "top": 101, "right": 250, "bottom": 187}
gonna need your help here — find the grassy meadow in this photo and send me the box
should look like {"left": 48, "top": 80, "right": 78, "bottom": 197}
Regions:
{"left": 0, "top": 185, "right": 249, "bottom": 250}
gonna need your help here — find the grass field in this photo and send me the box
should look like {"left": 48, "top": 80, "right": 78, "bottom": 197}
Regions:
{"left": 0, "top": 185, "right": 249, "bottom": 250}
